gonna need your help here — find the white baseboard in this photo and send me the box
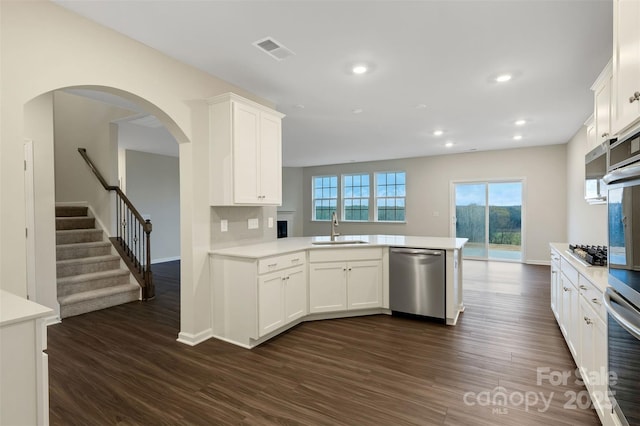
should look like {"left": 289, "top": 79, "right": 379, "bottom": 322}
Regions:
{"left": 152, "top": 256, "right": 180, "bottom": 264}
{"left": 44, "top": 314, "right": 61, "bottom": 327}
{"left": 526, "top": 259, "right": 551, "bottom": 266}
{"left": 176, "top": 328, "right": 213, "bottom": 346}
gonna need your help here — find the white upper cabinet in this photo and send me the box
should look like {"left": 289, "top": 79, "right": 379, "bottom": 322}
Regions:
{"left": 611, "top": 0, "right": 640, "bottom": 135}
{"left": 208, "top": 93, "right": 284, "bottom": 206}
{"left": 592, "top": 60, "right": 612, "bottom": 146}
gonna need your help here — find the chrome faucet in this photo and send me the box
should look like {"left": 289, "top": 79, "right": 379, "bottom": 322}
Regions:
{"left": 330, "top": 211, "right": 340, "bottom": 241}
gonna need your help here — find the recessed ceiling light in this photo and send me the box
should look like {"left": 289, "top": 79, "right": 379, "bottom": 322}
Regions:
{"left": 415, "top": 104, "right": 427, "bottom": 109}
{"left": 515, "top": 119, "right": 526, "bottom": 126}
{"left": 496, "top": 74, "right": 512, "bottom": 83}
{"left": 445, "top": 142, "right": 454, "bottom": 148}
{"left": 513, "top": 135, "right": 523, "bottom": 140}
{"left": 295, "top": 104, "right": 305, "bottom": 109}
{"left": 352, "top": 65, "right": 368, "bottom": 75}
{"left": 352, "top": 108, "right": 363, "bottom": 114}
{"left": 433, "top": 130, "right": 444, "bottom": 136}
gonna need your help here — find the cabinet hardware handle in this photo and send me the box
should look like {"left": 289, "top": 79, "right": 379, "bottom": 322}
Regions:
{"left": 343, "top": 268, "right": 347, "bottom": 271}
{"left": 584, "top": 316, "right": 592, "bottom": 325}
{"left": 630, "top": 92, "right": 640, "bottom": 103}
{"left": 579, "top": 285, "right": 588, "bottom": 290}
{"left": 591, "top": 298, "right": 601, "bottom": 305}
{"left": 601, "top": 132, "right": 609, "bottom": 138}
{"left": 291, "top": 258, "right": 300, "bottom": 263}
{"left": 268, "top": 263, "right": 277, "bottom": 268}
{"left": 348, "top": 267, "right": 352, "bottom": 271}
{"left": 563, "top": 287, "right": 570, "bottom": 292}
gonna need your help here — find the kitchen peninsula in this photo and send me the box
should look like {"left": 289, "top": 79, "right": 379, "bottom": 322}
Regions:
{"left": 209, "top": 235, "right": 466, "bottom": 348}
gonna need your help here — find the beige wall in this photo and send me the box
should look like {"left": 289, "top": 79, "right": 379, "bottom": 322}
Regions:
{"left": 566, "top": 126, "right": 608, "bottom": 244}
{"left": 302, "top": 145, "right": 568, "bottom": 264}
{"left": 280, "top": 167, "right": 304, "bottom": 237}
{"left": 1, "top": 0, "right": 274, "bottom": 341}
{"left": 125, "top": 150, "right": 180, "bottom": 262}
{"left": 54, "top": 91, "right": 136, "bottom": 233}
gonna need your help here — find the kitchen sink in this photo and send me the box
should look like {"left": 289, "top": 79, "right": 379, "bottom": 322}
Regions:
{"left": 311, "top": 240, "right": 368, "bottom": 245}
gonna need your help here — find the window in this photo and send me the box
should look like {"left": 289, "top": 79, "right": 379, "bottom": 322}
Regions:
{"left": 375, "top": 172, "right": 406, "bottom": 222}
{"left": 312, "top": 175, "right": 338, "bottom": 220}
{"left": 343, "top": 174, "right": 370, "bottom": 221}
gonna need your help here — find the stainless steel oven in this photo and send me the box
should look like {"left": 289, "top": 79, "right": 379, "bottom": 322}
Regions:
{"left": 603, "top": 137, "right": 640, "bottom": 426}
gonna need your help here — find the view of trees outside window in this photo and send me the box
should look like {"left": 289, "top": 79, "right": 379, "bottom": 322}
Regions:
{"left": 343, "top": 174, "right": 370, "bottom": 221}
{"left": 312, "top": 176, "right": 337, "bottom": 220}
{"left": 376, "top": 172, "right": 406, "bottom": 221}
{"left": 455, "top": 181, "right": 522, "bottom": 260}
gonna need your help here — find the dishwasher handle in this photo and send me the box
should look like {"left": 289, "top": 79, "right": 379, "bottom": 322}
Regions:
{"left": 390, "top": 247, "right": 443, "bottom": 256}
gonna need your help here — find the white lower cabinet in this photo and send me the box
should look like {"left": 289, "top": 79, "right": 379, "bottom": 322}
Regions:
{"left": 309, "top": 262, "right": 347, "bottom": 313}
{"left": 550, "top": 249, "right": 561, "bottom": 321}
{"left": 309, "top": 248, "right": 383, "bottom": 314}
{"left": 549, "top": 245, "right": 617, "bottom": 426}
{"left": 258, "top": 265, "right": 306, "bottom": 337}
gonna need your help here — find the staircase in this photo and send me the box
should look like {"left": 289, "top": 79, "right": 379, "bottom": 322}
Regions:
{"left": 56, "top": 205, "right": 140, "bottom": 318}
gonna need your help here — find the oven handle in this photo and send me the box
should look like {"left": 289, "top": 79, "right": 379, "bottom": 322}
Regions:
{"left": 603, "top": 162, "right": 640, "bottom": 185}
{"left": 604, "top": 287, "right": 640, "bottom": 340}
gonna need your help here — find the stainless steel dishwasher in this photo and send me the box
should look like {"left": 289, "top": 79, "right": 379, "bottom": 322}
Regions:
{"left": 389, "top": 247, "right": 445, "bottom": 321}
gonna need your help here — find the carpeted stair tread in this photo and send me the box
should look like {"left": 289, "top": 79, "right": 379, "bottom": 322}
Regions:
{"left": 57, "top": 268, "right": 130, "bottom": 285}
{"left": 56, "top": 254, "right": 121, "bottom": 278}
{"left": 56, "top": 241, "right": 112, "bottom": 260}
{"left": 58, "top": 283, "right": 139, "bottom": 308}
{"left": 57, "top": 269, "right": 132, "bottom": 298}
{"left": 56, "top": 216, "right": 95, "bottom": 230}
{"left": 56, "top": 254, "right": 120, "bottom": 266}
{"left": 56, "top": 229, "right": 103, "bottom": 244}
{"left": 55, "top": 205, "right": 89, "bottom": 217}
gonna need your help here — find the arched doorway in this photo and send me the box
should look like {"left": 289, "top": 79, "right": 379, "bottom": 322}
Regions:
{"left": 24, "top": 86, "right": 189, "bottom": 326}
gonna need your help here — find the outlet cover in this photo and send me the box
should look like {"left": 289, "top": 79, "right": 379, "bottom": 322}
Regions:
{"left": 268, "top": 217, "right": 274, "bottom": 228}
{"left": 248, "top": 218, "right": 259, "bottom": 229}
{"left": 220, "top": 219, "right": 228, "bottom": 232}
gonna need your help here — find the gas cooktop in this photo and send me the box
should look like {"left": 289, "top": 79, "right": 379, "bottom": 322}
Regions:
{"left": 568, "top": 244, "right": 607, "bottom": 267}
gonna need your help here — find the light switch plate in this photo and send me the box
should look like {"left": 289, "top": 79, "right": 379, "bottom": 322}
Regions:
{"left": 268, "top": 217, "right": 274, "bottom": 228}
{"left": 248, "top": 218, "right": 259, "bottom": 229}
{"left": 220, "top": 220, "right": 228, "bottom": 232}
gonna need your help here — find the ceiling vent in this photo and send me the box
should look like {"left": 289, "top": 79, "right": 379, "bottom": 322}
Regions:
{"left": 253, "top": 37, "right": 295, "bottom": 61}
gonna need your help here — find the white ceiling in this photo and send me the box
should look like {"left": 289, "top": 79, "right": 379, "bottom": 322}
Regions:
{"left": 54, "top": 0, "right": 613, "bottom": 167}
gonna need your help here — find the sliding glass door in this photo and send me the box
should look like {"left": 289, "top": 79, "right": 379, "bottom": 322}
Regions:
{"left": 454, "top": 181, "right": 523, "bottom": 261}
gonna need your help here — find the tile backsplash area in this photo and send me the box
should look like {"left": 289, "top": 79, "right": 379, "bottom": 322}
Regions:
{"left": 210, "top": 206, "right": 277, "bottom": 250}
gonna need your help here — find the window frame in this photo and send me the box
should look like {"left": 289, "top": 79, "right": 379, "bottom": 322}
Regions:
{"left": 374, "top": 171, "right": 407, "bottom": 223}
{"left": 311, "top": 175, "right": 338, "bottom": 221}
{"left": 341, "top": 173, "right": 371, "bottom": 222}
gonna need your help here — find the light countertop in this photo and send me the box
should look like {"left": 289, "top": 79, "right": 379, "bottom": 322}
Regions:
{"left": 550, "top": 243, "right": 609, "bottom": 292}
{"left": 1, "top": 290, "right": 52, "bottom": 327}
{"left": 210, "top": 235, "right": 468, "bottom": 259}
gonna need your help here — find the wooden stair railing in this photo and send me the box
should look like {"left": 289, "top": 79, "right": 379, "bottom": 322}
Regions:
{"left": 77, "top": 148, "right": 154, "bottom": 300}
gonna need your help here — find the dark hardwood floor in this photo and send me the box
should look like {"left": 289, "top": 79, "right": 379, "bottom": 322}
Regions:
{"left": 47, "top": 260, "right": 601, "bottom": 425}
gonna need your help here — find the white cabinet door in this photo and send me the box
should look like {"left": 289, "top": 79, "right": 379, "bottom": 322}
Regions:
{"left": 232, "top": 101, "right": 260, "bottom": 204}
{"left": 560, "top": 273, "right": 579, "bottom": 358}
{"left": 259, "top": 111, "right": 282, "bottom": 204}
{"left": 284, "top": 266, "right": 307, "bottom": 322}
{"left": 309, "top": 262, "right": 347, "bottom": 313}
{"left": 347, "top": 260, "right": 382, "bottom": 310}
{"left": 550, "top": 259, "right": 560, "bottom": 321}
{"left": 594, "top": 73, "right": 612, "bottom": 144}
{"left": 579, "top": 296, "right": 595, "bottom": 379}
{"left": 612, "top": 0, "right": 640, "bottom": 134}
{"left": 258, "top": 272, "right": 285, "bottom": 337}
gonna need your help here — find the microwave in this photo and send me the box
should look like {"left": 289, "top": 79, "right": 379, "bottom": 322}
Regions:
{"left": 585, "top": 141, "right": 608, "bottom": 204}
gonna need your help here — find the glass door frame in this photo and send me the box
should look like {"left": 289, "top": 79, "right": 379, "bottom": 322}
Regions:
{"left": 450, "top": 178, "right": 526, "bottom": 263}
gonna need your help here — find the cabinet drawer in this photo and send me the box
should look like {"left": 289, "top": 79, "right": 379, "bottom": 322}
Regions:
{"left": 578, "top": 275, "right": 606, "bottom": 321}
{"left": 561, "top": 257, "right": 579, "bottom": 285}
{"left": 309, "top": 247, "right": 383, "bottom": 263}
{"left": 258, "top": 251, "right": 305, "bottom": 274}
